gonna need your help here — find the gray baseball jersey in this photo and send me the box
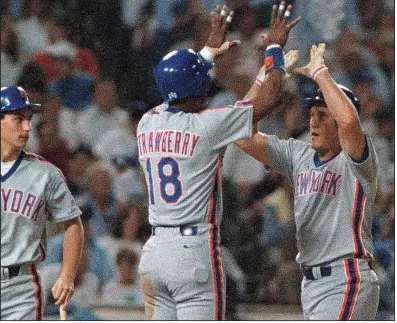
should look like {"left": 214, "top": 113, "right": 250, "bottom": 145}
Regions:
{"left": 137, "top": 103, "right": 253, "bottom": 227}
{"left": 265, "top": 134, "right": 380, "bottom": 320}
{"left": 265, "top": 134, "right": 378, "bottom": 266}
{"left": 137, "top": 102, "right": 253, "bottom": 320}
{"left": 1, "top": 150, "right": 81, "bottom": 320}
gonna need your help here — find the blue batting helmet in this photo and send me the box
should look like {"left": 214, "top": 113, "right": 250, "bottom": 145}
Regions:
{"left": 302, "top": 84, "right": 360, "bottom": 114}
{"left": 154, "top": 49, "right": 213, "bottom": 103}
{"left": 1, "top": 86, "right": 42, "bottom": 113}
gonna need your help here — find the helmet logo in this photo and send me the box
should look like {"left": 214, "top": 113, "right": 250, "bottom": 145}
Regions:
{"left": 17, "top": 87, "right": 29, "bottom": 102}
{"left": 168, "top": 92, "right": 178, "bottom": 100}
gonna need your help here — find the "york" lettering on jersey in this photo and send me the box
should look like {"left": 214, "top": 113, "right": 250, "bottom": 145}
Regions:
{"left": 137, "top": 130, "right": 200, "bottom": 157}
{"left": 1, "top": 188, "right": 44, "bottom": 221}
{"left": 296, "top": 170, "right": 342, "bottom": 197}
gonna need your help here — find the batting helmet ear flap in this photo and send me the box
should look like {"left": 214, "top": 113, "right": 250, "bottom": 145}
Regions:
{"left": 154, "top": 49, "right": 213, "bottom": 103}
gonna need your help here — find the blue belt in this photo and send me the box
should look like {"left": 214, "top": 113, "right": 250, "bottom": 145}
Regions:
{"left": 152, "top": 226, "right": 198, "bottom": 236}
{"left": 301, "top": 265, "right": 332, "bottom": 280}
{"left": 1, "top": 266, "right": 20, "bottom": 279}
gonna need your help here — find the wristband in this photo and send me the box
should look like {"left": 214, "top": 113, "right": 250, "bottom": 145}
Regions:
{"left": 264, "top": 45, "right": 285, "bottom": 74}
{"left": 312, "top": 65, "right": 328, "bottom": 80}
{"left": 199, "top": 46, "right": 215, "bottom": 62}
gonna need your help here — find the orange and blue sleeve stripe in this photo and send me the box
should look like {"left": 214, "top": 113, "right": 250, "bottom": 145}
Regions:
{"left": 352, "top": 180, "right": 366, "bottom": 258}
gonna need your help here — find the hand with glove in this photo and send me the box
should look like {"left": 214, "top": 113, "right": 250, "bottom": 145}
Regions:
{"left": 293, "top": 43, "right": 328, "bottom": 80}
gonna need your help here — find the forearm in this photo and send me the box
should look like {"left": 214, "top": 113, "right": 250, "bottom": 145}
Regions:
{"left": 315, "top": 70, "right": 359, "bottom": 128}
{"left": 251, "top": 69, "right": 284, "bottom": 123}
{"left": 60, "top": 218, "right": 84, "bottom": 281}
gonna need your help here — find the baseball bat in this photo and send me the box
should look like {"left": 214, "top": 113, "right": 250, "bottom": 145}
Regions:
{"left": 60, "top": 306, "right": 67, "bottom": 321}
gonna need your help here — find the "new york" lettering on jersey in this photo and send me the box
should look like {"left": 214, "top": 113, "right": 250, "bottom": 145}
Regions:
{"left": 137, "top": 130, "right": 200, "bottom": 157}
{"left": 1, "top": 188, "right": 44, "bottom": 221}
{"left": 296, "top": 169, "right": 342, "bottom": 197}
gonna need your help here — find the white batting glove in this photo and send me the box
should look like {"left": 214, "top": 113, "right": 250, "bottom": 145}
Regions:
{"left": 293, "top": 43, "right": 328, "bottom": 80}
{"left": 284, "top": 49, "right": 299, "bottom": 79}
{"left": 199, "top": 40, "right": 241, "bottom": 61}
{"left": 255, "top": 49, "right": 299, "bottom": 85}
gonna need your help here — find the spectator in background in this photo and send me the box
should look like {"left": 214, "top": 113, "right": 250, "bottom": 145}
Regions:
{"left": 287, "top": 0, "right": 361, "bottom": 64}
{"left": 82, "top": 163, "right": 118, "bottom": 236}
{"left": 16, "top": 61, "right": 47, "bottom": 104}
{"left": 15, "top": 0, "right": 52, "bottom": 59}
{"left": 47, "top": 41, "right": 96, "bottom": 112}
{"left": 32, "top": 15, "right": 100, "bottom": 83}
{"left": 16, "top": 61, "right": 48, "bottom": 152}
{"left": 93, "top": 101, "right": 147, "bottom": 201}
{"left": 1, "top": 15, "right": 22, "bottom": 86}
{"left": 26, "top": 95, "right": 82, "bottom": 152}
{"left": 44, "top": 210, "right": 116, "bottom": 292}
{"left": 36, "top": 117, "right": 72, "bottom": 177}
{"left": 98, "top": 199, "right": 149, "bottom": 260}
{"left": 93, "top": 101, "right": 145, "bottom": 166}
{"left": 77, "top": 79, "right": 129, "bottom": 148}
{"left": 331, "top": 29, "right": 392, "bottom": 107}
{"left": 66, "top": 145, "right": 97, "bottom": 207}
{"left": 101, "top": 248, "right": 145, "bottom": 307}
{"left": 42, "top": 238, "right": 101, "bottom": 307}
{"left": 286, "top": 0, "right": 362, "bottom": 98}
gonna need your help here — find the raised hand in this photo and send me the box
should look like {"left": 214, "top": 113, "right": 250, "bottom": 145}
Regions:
{"left": 293, "top": 43, "right": 327, "bottom": 79}
{"left": 201, "top": 5, "right": 240, "bottom": 59}
{"left": 206, "top": 5, "right": 233, "bottom": 48}
{"left": 265, "top": 1, "right": 301, "bottom": 48}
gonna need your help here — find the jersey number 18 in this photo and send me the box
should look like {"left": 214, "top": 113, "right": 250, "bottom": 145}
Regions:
{"left": 146, "top": 157, "right": 182, "bottom": 204}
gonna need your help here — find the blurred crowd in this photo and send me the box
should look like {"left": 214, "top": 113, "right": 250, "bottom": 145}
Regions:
{"left": 1, "top": 0, "right": 394, "bottom": 320}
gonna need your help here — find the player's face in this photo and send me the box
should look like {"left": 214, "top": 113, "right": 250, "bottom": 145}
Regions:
{"left": 309, "top": 106, "right": 340, "bottom": 157}
{"left": 1, "top": 110, "right": 34, "bottom": 150}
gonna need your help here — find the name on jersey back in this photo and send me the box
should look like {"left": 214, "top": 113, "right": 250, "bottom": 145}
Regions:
{"left": 137, "top": 130, "right": 200, "bottom": 157}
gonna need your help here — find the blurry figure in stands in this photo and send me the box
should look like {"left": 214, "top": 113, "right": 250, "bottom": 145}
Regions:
{"left": 32, "top": 15, "right": 100, "bottom": 83}
{"left": 82, "top": 163, "right": 118, "bottom": 237}
{"left": 101, "top": 248, "right": 145, "bottom": 307}
{"left": 36, "top": 117, "right": 72, "bottom": 178}
{"left": 47, "top": 41, "right": 96, "bottom": 112}
{"left": 77, "top": 79, "right": 129, "bottom": 148}
{"left": 98, "top": 199, "right": 150, "bottom": 260}
{"left": 66, "top": 145, "right": 97, "bottom": 207}
{"left": 94, "top": 101, "right": 148, "bottom": 202}
{"left": 43, "top": 210, "right": 116, "bottom": 292}
{"left": 1, "top": 15, "right": 22, "bottom": 86}
{"left": 15, "top": 0, "right": 52, "bottom": 59}
{"left": 42, "top": 238, "right": 100, "bottom": 307}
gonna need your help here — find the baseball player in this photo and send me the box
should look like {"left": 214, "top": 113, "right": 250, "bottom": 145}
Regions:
{"left": 237, "top": 44, "right": 380, "bottom": 320}
{"left": 1, "top": 86, "right": 84, "bottom": 320}
{"left": 137, "top": 3, "right": 300, "bottom": 320}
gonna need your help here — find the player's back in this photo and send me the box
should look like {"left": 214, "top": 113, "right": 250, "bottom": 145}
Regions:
{"left": 137, "top": 103, "right": 253, "bottom": 227}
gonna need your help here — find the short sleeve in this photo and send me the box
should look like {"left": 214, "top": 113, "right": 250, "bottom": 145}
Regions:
{"left": 46, "top": 167, "right": 82, "bottom": 223}
{"left": 266, "top": 135, "right": 309, "bottom": 182}
{"left": 199, "top": 100, "right": 253, "bottom": 151}
{"left": 343, "top": 135, "right": 379, "bottom": 186}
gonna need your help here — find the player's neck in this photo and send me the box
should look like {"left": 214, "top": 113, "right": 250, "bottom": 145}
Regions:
{"left": 173, "top": 97, "right": 207, "bottom": 113}
{"left": 1, "top": 145, "right": 22, "bottom": 162}
{"left": 317, "top": 146, "right": 342, "bottom": 162}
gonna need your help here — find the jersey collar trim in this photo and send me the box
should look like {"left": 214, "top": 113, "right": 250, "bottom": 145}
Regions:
{"left": 1, "top": 150, "right": 25, "bottom": 182}
{"left": 313, "top": 151, "right": 339, "bottom": 167}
